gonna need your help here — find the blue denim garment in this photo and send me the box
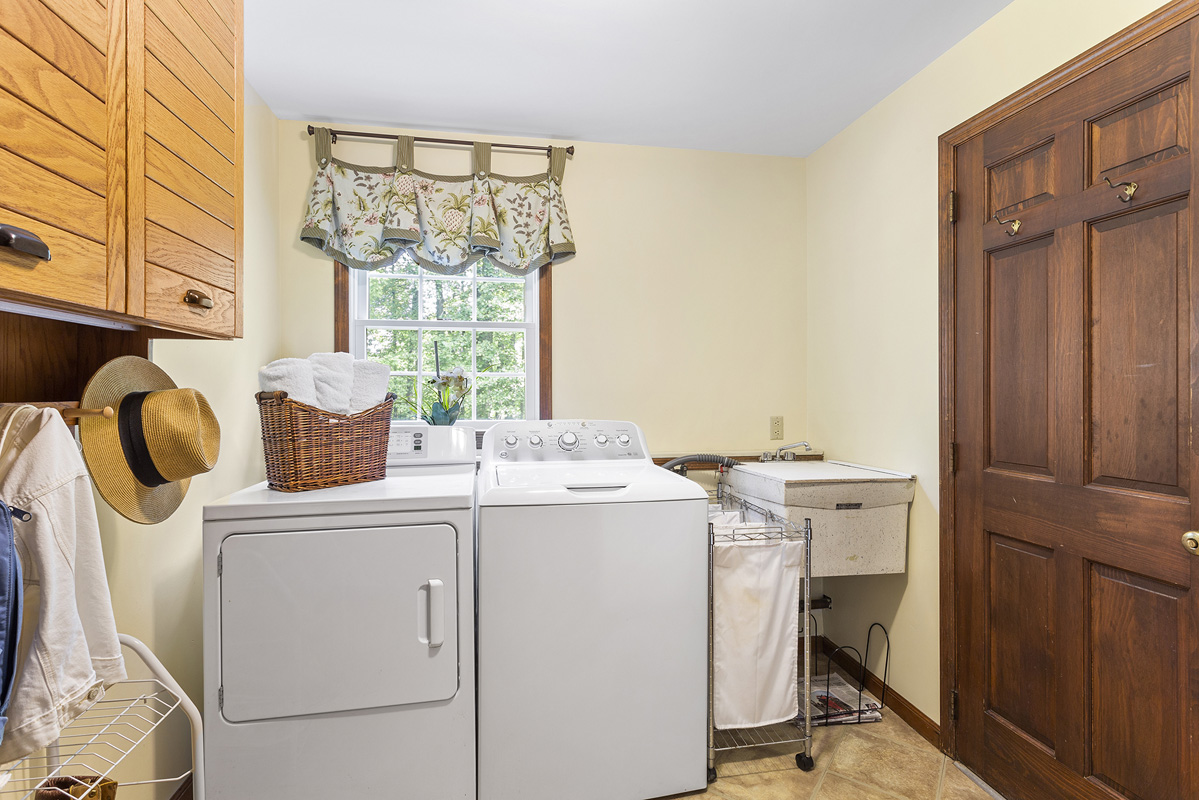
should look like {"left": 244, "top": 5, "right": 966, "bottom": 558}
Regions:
{"left": 0, "top": 500, "right": 24, "bottom": 744}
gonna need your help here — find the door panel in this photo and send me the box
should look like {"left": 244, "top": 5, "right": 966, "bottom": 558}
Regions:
{"left": 989, "top": 141, "right": 1055, "bottom": 216}
{"left": 988, "top": 238, "right": 1053, "bottom": 474}
{"left": 1090, "top": 565, "right": 1184, "bottom": 800}
{"left": 1090, "top": 200, "right": 1189, "bottom": 494}
{"left": 1091, "top": 80, "right": 1191, "bottom": 184}
{"left": 953, "top": 16, "right": 1199, "bottom": 800}
{"left": 987, "top": 535, "right": 1055, "bottom": 750}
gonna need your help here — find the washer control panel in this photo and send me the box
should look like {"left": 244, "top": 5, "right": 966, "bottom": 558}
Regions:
{"left": 484, "top": 420, "right": 648, "bottom": 463}
{"left": 386, "top": 424, "right": 477, "bottom": 466}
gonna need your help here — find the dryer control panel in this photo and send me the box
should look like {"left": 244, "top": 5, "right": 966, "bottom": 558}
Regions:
{"left": 483, "top": 420, "right": 649, "bottom": 463}
{"left": 387, "top": 424, "right": 477, "bottom": 467}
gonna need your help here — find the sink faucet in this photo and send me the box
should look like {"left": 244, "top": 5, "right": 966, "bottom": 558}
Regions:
{"left": 760, "top": 441, "right": 812, "bottom": 462}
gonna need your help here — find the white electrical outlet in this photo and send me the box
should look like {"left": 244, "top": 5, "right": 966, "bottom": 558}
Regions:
{"left": 770, "top": 416, "right": 784, "bottom": 440}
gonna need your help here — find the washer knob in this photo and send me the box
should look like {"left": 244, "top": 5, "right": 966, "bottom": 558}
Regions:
{"left": 503, "top": 434, "right": 519, "bottom": 448}
{"left": 594, "top": 433, "right": 609, "bottom": 447}
{"left": 558, "top": 431, "right": 580, "bottom": 451}
{"left": 616, "top": 433, "right": 631, "bottom": 447}
{"left": 529, "top": 435, "right": 544, "bottom": 448}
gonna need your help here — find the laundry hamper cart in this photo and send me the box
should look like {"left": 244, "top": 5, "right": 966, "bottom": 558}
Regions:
{"left": 707, "top": 486, "right": 813, "bottom": 782}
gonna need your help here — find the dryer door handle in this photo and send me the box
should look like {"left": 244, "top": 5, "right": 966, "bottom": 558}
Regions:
{"left": 426, "top": 579, "right": 444, "bottom": 648}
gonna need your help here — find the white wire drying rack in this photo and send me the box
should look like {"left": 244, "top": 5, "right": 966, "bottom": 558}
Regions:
{"left": 708, "top": 486, "right": 814, "bottom": 781}
{"left": 0, "top": 634, "right": 203, "bottom": 800}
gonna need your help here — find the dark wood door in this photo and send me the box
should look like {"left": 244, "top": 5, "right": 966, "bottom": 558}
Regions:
{"left": 954, "top": 20, "right": 1199, "bottom": 800}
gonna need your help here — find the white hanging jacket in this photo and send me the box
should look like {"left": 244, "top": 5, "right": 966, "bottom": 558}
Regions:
{"left": 0, "top": 408, "right": 125, "bottom": 763}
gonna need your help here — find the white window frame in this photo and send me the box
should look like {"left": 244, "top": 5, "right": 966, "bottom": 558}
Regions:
{"left": 348, "top": 260, "right": 540, "bottom": 430}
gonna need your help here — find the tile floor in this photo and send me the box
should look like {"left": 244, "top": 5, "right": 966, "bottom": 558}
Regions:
{"left": 701, "top": 662, "right": 1005, "bottom": 800}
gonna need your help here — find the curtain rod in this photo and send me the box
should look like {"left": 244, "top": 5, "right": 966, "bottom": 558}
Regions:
{"left": 306, "top": 125, "right": 575, "bottom": 156}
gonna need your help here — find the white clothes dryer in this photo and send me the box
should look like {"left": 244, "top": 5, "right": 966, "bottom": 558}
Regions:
{"left": 476, "top": 420, "right": 709, "bottom": 800}
{"left": 202, "top": 425, "right": 476, "bottom": 800}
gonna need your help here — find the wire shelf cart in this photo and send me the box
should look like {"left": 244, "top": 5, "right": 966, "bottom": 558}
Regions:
{"left": 708, "top": 487, "right": 814, "bottom": 783}
{"left": 0, "top": 634, "right": 203, "bottom": 800}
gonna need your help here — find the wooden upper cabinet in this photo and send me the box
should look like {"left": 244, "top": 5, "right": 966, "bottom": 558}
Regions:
{"left": 0, "top": 0, "right": 243, "bottom": 339}
{"left": 0, "top": 0, "right": 126, "bottom": 312}
{"left": 129, "top": 0, "right": 243, "bottom": 338}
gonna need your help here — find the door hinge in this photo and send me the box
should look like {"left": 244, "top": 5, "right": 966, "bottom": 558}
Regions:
{"left": 217, "top": 552, "right": 222, "bottom": 577}
{"left": 950, "top": 689, "right": 959, "bottom": 720}
{"left": 218, "top": 686, "right": 224, "bottom": 712}
{"left": 947, "top": 191, "right": 957, "bottom": 223}
{"left": 949, "top": 442, "right": 958, "bottom": 474}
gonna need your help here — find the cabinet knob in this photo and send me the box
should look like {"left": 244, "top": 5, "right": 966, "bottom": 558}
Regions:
{"left": 184, "top": 289, "right": 214, "bottom": 309}
{"left": 1183, "top": 532, "right": 1199, "bottom": 554}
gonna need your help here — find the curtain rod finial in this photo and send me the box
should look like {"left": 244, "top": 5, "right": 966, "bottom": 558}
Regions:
{"left": 307, "top": 124, "right": 315, "bottom": 135}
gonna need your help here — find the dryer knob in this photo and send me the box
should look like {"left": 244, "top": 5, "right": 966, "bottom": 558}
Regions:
{"left": 558, "top": 431, "right": 579, "bottom": 451}
{"left": 503, "top": 435, "right": 519, "bottom": 448}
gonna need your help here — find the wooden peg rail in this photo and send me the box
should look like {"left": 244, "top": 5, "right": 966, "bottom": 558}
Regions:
{"left": 0, "top": 402, "right": 114, "bottom": 427}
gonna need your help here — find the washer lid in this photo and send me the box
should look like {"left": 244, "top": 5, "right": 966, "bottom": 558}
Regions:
{"left": 204, "top": 472, "right": 475, "bottom": 521}
{"left": 480, "top": 462, "right": 706, "bottom": 506}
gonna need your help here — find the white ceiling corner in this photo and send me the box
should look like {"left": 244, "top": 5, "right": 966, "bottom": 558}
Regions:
{"left": 245, "top": 0, "right": 1015, "bottom": 157}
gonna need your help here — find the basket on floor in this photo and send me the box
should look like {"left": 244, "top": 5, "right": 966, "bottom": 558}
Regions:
{"left": 255, "top": 391, "right": 395, "bottom": 492}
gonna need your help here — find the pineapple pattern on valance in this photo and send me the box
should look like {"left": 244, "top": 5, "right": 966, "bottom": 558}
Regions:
{"left": 300, "top": 129, "right": 575, "bottom": 275}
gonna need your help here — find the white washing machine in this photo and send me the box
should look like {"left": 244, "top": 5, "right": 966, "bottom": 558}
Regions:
{"left": 476, "top": 420, "right": 709, "bottom": 800}
{"left": 202, "top": 425, "right": 476, "bottom": 799}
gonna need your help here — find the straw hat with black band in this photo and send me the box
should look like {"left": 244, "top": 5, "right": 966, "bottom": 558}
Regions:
{"left": 80, "top": 356, "right": 221, "bottom": 524}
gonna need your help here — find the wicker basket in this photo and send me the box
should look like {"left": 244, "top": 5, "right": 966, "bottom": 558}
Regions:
{"left": 255, "top": 391, "right": 395, "bottom": 492}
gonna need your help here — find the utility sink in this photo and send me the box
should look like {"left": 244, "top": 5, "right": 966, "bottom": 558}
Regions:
{"left": 724, "top": 461, "right": 915, "bottom": 577}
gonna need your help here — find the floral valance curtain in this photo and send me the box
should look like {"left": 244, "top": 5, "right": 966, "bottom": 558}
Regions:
{"left": 299, "top": 128, "right": 575, "bottom": 276}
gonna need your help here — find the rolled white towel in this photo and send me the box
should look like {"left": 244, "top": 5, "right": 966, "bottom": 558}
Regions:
{"left": 308, "top": 352, "right": 354, "bottom": 415}
{"left": 348, "top": 360, "right": 391, "bottom": 414}
{"left": 258, "top": 358, "right": 317, "bottom": 407}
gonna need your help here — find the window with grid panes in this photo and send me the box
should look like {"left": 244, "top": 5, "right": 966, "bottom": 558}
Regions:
{"left": 349, "top": 253, "right": 538, "bottom": 426}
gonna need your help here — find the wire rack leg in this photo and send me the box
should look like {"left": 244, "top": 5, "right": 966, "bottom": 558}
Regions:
{"left": 117, "top": 635, "right": 204, "bottom": 800}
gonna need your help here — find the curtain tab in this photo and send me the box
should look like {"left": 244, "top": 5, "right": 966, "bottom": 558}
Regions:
{"left": 313, "top": 127, "right": 333, "bottom": 167}
{"left": 473, "top": 142, "right": 491, "bottom": 179}
{"left": 395, "top": 135, "right": 415, "bottom": 172}
{"left": 549, "top": 146, "right": 567, "bottom": 185}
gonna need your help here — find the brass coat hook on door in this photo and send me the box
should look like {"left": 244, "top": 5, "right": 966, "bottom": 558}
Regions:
{"left": 1102, "top": 175, "right": 1138, "bottom": 202}
{"left": 993, "top": 212, "right": 1021, "bottom": 236}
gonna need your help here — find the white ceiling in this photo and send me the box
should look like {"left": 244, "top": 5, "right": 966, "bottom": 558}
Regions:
{"left": 245, "top": 0, "right": 1014, "bottom": 157}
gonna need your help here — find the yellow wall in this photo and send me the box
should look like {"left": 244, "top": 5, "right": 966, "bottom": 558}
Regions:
{"left": 805, "top": 0, "right": 1164, "bottom": 722}
{"left": 96, "top": 82, "right": 281, "bottom": 791}
{"left": 276, "top": 121, "right": 809, "bottom": 453}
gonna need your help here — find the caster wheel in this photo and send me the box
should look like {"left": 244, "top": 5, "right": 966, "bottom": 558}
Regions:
{"left": 707, "top": 767, "right": 717, "bottom": 784}
{"left": 796, "top": 753, "right": 815, "bottom": 772}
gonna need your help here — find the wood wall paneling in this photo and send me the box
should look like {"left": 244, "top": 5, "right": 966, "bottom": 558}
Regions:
{"left": 143, "top": 7, "right": 232, "bottom": 126}
{"left": 0, "top": 30, "right": 106, "bottom": 147}
{"left": 144, "top": 95, "right": 234, "bottom": 189}
{"left": 0, "top": 89, "right": 106, "bottom": 194}
{"left": 145, "top": 222, "right": 234, "bottom": 291}
{"left": 145, "top": 53, "right": 234, "bottom": 159}
{"left": 177, "top": 0, "right": 232, "bottom": 57}
{"left": 144, "top": 181, "right": 234, "bottom": 260}
{"left": 0, "top": 147, "right": 106, "bottom": 242}
{"left": 143, "top": 263, "right": 234, "bottom": 336}
{"left": 41, "top": 0, "right": 108, "bottom": 53}
{"left": 105, "top": 0, "right": 126, "bottom": 312}
{"left": 144, "top": 0, "right": 233, "bottom": 92}
{"left": 1, "top": 0, "right": 107, "bottom": 98}
{"left": 0, "top": 210, "right": 108, "bottom": 308}
{"left": 145, "top": 138, "right": 234, "bottom": 225}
